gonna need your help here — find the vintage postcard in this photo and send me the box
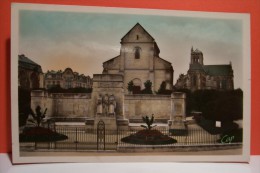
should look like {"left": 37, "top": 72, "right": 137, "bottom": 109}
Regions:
{"left": 11, "top": 3, "right": 250, "bottom": 163}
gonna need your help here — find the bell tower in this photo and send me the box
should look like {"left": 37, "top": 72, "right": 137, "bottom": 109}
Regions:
{"left": 190, "top": 46, "right": 204, "bottom": 65}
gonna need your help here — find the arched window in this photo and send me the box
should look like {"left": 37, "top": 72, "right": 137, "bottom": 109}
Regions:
{"left": 134, "top": 47, "right": 141, "bottom": 59}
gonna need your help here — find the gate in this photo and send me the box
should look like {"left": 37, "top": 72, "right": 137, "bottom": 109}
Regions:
{"left": 97, "top": 120, "right": 105, "bottom": 150}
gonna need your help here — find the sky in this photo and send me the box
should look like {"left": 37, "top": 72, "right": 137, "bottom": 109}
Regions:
{"left": 19, "top": 10, "right": 244, "bottom": 89}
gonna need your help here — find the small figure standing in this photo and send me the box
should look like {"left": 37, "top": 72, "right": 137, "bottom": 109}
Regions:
{"left": 108, "top": 94, "right": 116, "bottom": 117}
{"left": 102, "top": 94, "right": 109, "bottom": 117}
{"left": 96, "top": 94, "right": 103, "bottom": 116}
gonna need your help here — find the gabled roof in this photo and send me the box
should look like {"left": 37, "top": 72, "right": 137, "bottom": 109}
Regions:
{"left": 203, "top": 65, "right": 233, "bottom": 76}
{"left": 121, "top": 23, "right": 154, "bottom": 42}
{"left": 189, "top": 63, "right": 233, "bottom": 76}
{"left": 157, "top": 56, "right": 172, "bottom": 65}
{"left": 103, "top": 55, "right": 120, "bottom": 64}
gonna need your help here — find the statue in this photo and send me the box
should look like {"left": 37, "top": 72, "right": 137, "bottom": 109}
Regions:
{"left": 96, "top": 94, "right": 103, "bottom": 116}
{"left": 108, "top": 94, "right": 116, "bottom": 117}
{"left": 96, "top": 94, "right": 116, "bottom": 117}
{"left": 102, "top": 94, "right": 109, "bottom": 117}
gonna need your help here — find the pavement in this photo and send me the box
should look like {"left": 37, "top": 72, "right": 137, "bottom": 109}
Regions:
{"left": 20, "top": 148, "right": 242, "bottom": 157}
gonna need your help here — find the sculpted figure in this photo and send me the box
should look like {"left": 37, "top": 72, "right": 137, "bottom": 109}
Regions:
{"left": 108, "top": 94, "right": 116, "bottom": 117}
{"left": 96, "top": 94, "right": 103, "bottom": 116}
{"left": 102, "top": 94, "right": 109, "bottom": 117}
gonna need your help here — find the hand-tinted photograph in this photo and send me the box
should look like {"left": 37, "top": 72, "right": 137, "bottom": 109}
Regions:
{"left": 11, "top": 3, "right": 250, "bottom": 163}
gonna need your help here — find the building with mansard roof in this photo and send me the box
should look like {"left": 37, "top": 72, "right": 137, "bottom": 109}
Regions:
{"left": 44, "top": 68, "right": 92, "bottom": 89}
{"left": 175, "top": 47, "right": 234, "bottom": 91}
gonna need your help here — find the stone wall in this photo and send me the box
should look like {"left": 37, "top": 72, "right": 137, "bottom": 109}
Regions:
{"left": 31, "top": 89, "right": 186, "bottom": 124}
{"left": 31, "top": 90, "right": 91, "bottom": 118}
{"left": 124, "top": 94, "right": 172, "bottom": 120}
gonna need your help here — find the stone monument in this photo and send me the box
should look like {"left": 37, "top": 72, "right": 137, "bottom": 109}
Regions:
{"left": 85, "top": 74, "right": 129, "bottom": 130}
{"left": 168, "top": 92, "right": 187, "bottom": 133}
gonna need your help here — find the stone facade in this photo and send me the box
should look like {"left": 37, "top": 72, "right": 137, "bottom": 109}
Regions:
{"left": 44, "top": 68, "right": 92, "bottom": 89}
{"left": 18, "top": 54, "right": 44, "bottom": 89}
{"left": 175, "top": 47, "right": 234, "bottom": 91}
{"left": 103, "top": 23, "right": 174, "bottom": 93}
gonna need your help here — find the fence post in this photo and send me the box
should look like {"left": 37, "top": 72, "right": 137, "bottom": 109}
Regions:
{"left": 48, "top": 121, "right": 50, "bottom": 150}
{"left": 97, "top": 120, "right": 105, "bottom": 151}
{"left": 117, "top": 127, "right": 119, "bottom": 148}
{"left": 75, "top": 127, "right": 78, "bottom": 151}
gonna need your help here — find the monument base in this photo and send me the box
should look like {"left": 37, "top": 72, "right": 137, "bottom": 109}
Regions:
{"left": 168, "top": 120, "right": 188, "bottom": 136}
{"left": 94, "top": 116, "right": 117, "bottom": 130}
{"left": 85, "top": 117, "right": 129, "bottom": 130}
{"left": 117, "top": 119, "right": 129, "bottom": 130}
{"left": 85, "top": 119, "right": 94, "bottom": 129}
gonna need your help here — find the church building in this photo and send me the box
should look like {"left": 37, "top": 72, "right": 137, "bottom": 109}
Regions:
{"left": 175, "top": 47, "right": 234, "bottom": 91}
{"left": 102, "top": 23, "right": 174, "bottom": 94}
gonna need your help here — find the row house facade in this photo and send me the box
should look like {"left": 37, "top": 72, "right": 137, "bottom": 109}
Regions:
{"left": 44, "top": 68, "right": 92, "bottom": 89}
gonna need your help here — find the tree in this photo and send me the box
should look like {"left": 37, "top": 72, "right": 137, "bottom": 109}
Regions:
{"left": 141, "top": 80, "right": 153, "bottom": 94}
{"left": 202, "top": 89, "right": 243, "bottom": 121}
{"left": 127, "top": 80, "right": 134, "bottom": 93}
{"left": 175, "top": 89, "right": 243, "bottom": 121}
{"left": 157, "top": 81, "right": 172, "bottom": 95}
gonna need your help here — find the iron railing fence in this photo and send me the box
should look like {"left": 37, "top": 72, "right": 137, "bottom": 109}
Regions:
{"left": 20, "top": 125, "right": 240, "bottom": 151}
